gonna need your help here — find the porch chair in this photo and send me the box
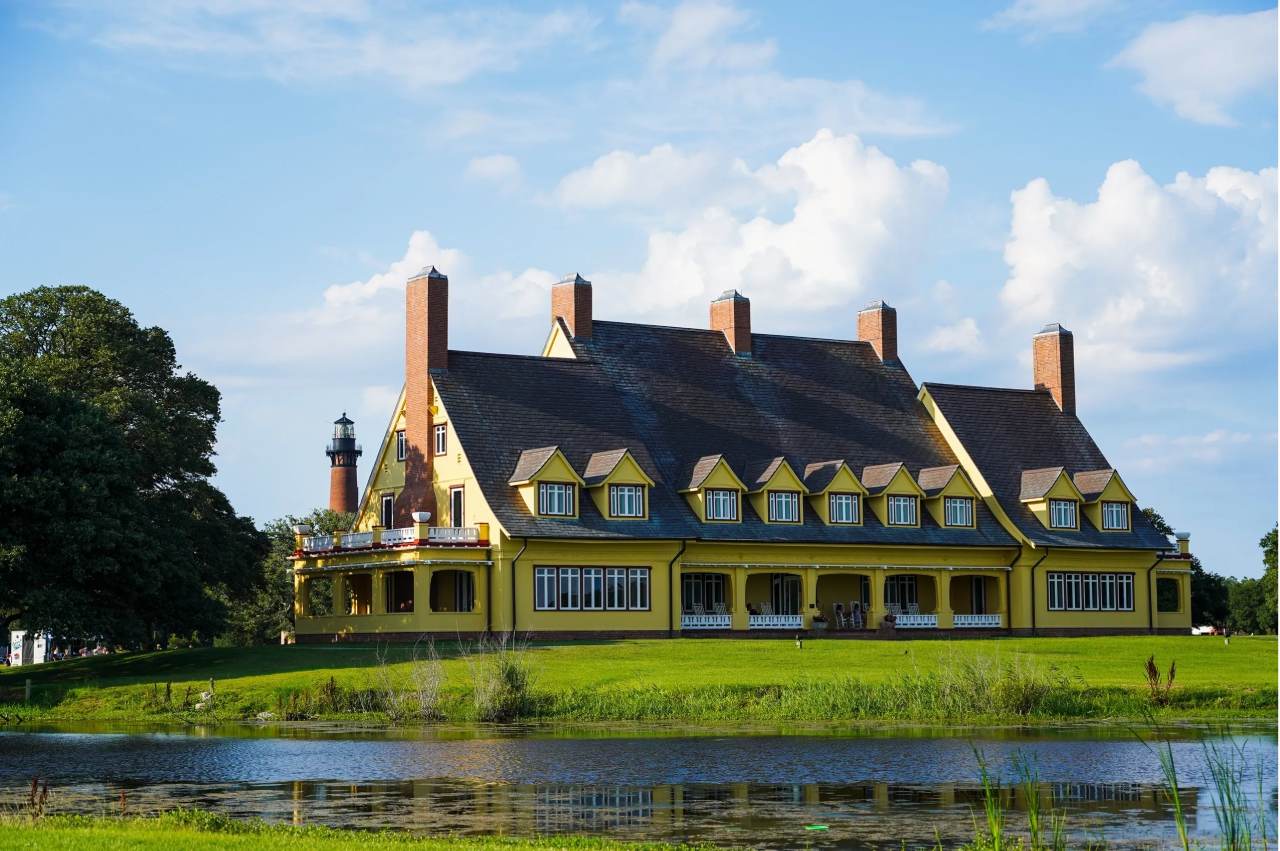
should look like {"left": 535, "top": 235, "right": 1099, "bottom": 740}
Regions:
{"left": 760, "top": 601, "right": 774, "bottom": 616}
{"left": 849, "top": 602, "right": 864, "bottom": 629}
{"left": 712, "top": 601, "right": 728, "bottom": 616}
{"left": 833, "top": 603, "right": 848, "bottom": 629}
{"left": 907, "top": 602, "right": 920, "bottom": 616}
{"left": 692, "top": 602, "right": 706, "bottom": 616}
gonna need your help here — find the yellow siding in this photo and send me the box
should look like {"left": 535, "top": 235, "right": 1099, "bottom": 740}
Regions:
{"left": 514, "top": 450, "right": 584, "bottom": 518}
{"left": 355, "top": 393, "right": 407, "bottom": 532}
{"left": 1081, "top": 476, "right": 1135, "bottom": 532}
{"left": 747, "top": 460, "right": 808, "bottom": 525}
{"left": 1024, "top": 473, "right": 1083, "bottom": 531}
{"left": 866, "top": 467, "right": 924, "bottom": 527}
{"left": 807, "top": 464, "right": 866, "bottom": 525}
{"left": 923, "top": 470, "right": 979, "bottom": 528}
{"left": 585, "top": 451, "right": 654, "bottom": 520}
{"left": 683, "top": 459, "right": 746, "bottom": 524}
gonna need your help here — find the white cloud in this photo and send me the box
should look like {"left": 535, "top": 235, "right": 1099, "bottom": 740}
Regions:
{"left": 1123, "top": 429, "right": 1274, "bottom": 470}
{"left": 554, "top": 144, "right": 748, "bottom": 210}
{"left": 640, "top": 0, "right": 775, "bottom": 71}
{"left": 984, "top": 0, "right": 1118, "bottom": 36}
{"left": 466, "top": 154, "right": 522, "bottom": 188}
{"left": 999, "top": 159, "right": 1277, "bottom": 375}
{"left": 1109, "top": 9, "right": 1277, "bottom": 126}
{"left": 924, "top": 317, "right": 982, "bottom": 354}
{"left": 49, "top": 1, "right": 597, "bottom": 89}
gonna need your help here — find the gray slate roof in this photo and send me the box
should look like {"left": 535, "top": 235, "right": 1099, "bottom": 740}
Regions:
{"left": 1073, "top": 468, "right": 1117, "bottom": 500}
{"left": 917, "top": 465, "right": 960, "bottom": 496}
{"left": 433, "top": 322, "right": 1017, "bottom": 546}
{"left": 924, "top": 383, "right": 1172, "bottom": 550}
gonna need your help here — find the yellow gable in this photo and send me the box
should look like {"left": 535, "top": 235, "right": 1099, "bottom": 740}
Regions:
{"left": 883, "top": 466, "right": 925, "bottom": 496}
{"left": 751, "top": 459, "right": 807, "bottom": 494}
{"left": 1086, "top": 474, "right": 1135, "bottom": 504}
{"left": 590, "top": 451, "right": 656, "bottom": 488}
{"left": 683, "top": 457, "right": 745, "bottom": 523}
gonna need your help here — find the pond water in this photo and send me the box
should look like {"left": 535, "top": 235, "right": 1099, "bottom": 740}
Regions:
{"left": 0, "top": 723, "right": 1274, "bottom": 849}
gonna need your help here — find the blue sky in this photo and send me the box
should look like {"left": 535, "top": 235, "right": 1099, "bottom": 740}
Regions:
{"left": 1, "top": 0, "right": 1275, "bottom": 576}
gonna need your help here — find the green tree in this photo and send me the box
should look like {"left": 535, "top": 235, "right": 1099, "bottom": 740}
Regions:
{"left": 1256, "top": 525, "right": 1277, "bottom": 633}
{"left": 222, "top": 509, "right": 352, "bottom": 646}
{"left": 0, "top": 286, "right": 267, "bottom": 644}
{"left": 1142, "top": 507, "right": 1228, "bottom": 626}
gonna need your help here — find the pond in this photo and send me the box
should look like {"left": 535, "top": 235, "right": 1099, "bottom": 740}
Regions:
{"left": 1, "top": 722, "right": 1274, "bottom": 849}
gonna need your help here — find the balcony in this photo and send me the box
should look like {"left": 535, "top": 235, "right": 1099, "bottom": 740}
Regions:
{"left": 681, "top": 613, "right": 732, "bottom": 630}
{"left": 748, "top": 613, "right": 803, "bottom": 630}
{"left": 299, "top": 524, "right": 488, "bottom": 555}
{"left": 953, "top": 613, "right": 1003, "bottom": 628}
{"left": 895, "top": 613, "right": 938, "bottom": 628}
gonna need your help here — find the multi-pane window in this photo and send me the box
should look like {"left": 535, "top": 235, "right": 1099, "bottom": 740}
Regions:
{"left": 829, "top": 492, "right": 859, "bottom": 524}
{"left": 705, "top": 488, "right": 738, "bottom": 521}
{"left": 396, "top": 430, "right": 407, "bottom": 461}
{"left": 380, "top": 493, "right": 395, "bottom": 529}
{"left": 1102, "top": 501, "right": 1129, "bottom": 530}
{"left": 767, "top": 491, "right": 801, "bottom": 522}
{"left": 609, "top": 484, "right": 645, "bottom": 518}
{"left": 1047, "top": 572, "right": 1135, "bottom": 611}
{"left": 944, "top": 496, "right": 974, "bottom": 527}
{"left": 537, "top": 566, "right": 649, "bottom": 611}
{"left": 538, "top": 482, "right": 576, "bottom": 516}
{"left": 1049, "top": 499, "right": 1077, "bottom": 529}
{"left": 887, "top": 495, "right": 917, "bottom": 526}
{"left": 884, "top": 575, "right": 918, "bottom": 609}
{"left": 433, "top": 424, "right": 447, "bottom": 456}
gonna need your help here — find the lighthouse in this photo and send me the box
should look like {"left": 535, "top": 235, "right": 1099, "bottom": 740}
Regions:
{"left": 325, "top": 413, "right": 362, "bottom": 514}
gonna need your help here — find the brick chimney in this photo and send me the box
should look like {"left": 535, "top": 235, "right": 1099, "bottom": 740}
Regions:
{"left": 857, "top": 300, "right": 897, "bottom": 363}
{"left": 1033, "top": 322, "right": 1075, "bottom": 415}
{"left": 401, "top": 266, "right": 448, "bottom": 525}
{"left": 552, "top": 273, "right": 592, "bottom": 339}
{"left": 710, "top": 289, "right": 751, "bottom": 356}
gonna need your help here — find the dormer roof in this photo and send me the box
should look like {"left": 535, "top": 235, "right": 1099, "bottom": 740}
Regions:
{"left": 508, "top": 445, "right": 584, "bottom": 486}
{"left": 861, "top": 462, "right": 905, "bottom": 495}
{"left": 1073, "top": 468, "right": 1118, "bottom": 501}
{"left": 582, "top": 449, "right": 628, "bottom": 486}
{"left": 917, "top": 464, "right": 961, "bottom": 497}
{"left": 803, "top": 460, "right": 850, "bottom": 493}
{"left": 1020, "top": 466, "right": 1071, "bottom": 501}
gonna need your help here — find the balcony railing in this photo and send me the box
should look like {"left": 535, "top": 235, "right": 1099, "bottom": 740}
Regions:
{"left": 303, "top": 535, "right": 331, "bottom": 553}
{"left": 340, "top": 531, "right": 374, "bottom": 549}
{"left": 298, "top": 525, "right": 487, "bottom": 554}
{"left": 428, "top": 526, "right": 480, "bottom": 545}
{"left": 380, "top": 527, "right": 416, "bottom": 546}
{"left": 895, "top": 613, "right": 938, "bottom": 628}
{"left": 682, "top": 613, "right": 732, "bottom": 630}
{"left": 953, "top": 613, "right": 1003, "bottom": 628}
{"left": 748, "top": 613, "right": 803, "bottom": 629}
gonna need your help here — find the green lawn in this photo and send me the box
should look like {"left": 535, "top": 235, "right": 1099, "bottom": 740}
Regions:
{"left": 0, "top": 636, "right": 1273, "bottom": 724}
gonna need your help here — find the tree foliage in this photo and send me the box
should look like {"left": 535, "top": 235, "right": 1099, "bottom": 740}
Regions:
{"left": 0, "top": 286, "right": 267, "bottom": 644}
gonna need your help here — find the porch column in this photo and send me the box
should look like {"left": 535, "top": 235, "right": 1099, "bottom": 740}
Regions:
{"left": 332, "top": 573, "right": 345, "bottom": 615}
{"left": 998, "top": 572, "right": 1010, "bottom": 627}
{"left": 731, "top": 568, "right": 748, "bottom": 631}
{"left": 802, "top": 568, "right": 818, "bottom": 629}
{"left": 671, "top": 564, "right": 683, "bottom": 634}
{"left": 372, "top": 569, "right": 386, "bottom": 615}
{"left": 294, "top": 574, "right": 308, "bottom": 618}
{"left": 935, "top": 569, "right": 953, "bottom": 629}
{"left": 414, "top": 567, "right": 433, "bottom": 615}
{"left": 869, "top": 570, "right": 886, "bottom": 628}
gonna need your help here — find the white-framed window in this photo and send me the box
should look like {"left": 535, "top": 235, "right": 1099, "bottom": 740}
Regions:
{"left": 1049, "top": 499, "right": 1077, "bottom": 529}
{"left": 605, "top": 568, "right": 627, "bottom": 610}
{"left": 828, "top": 492, "right": 858, "bottom": 524}
{"left": 767, "top": 491, "right": 801, "bottom": 523}
{"left": 534, "top": 567, "right": 556, "bottom": 610}
{"left": 1102, "top": 501, "right": 1129, "bottom": 530}
{"left": 433, "top": 424, "right": 447, "bottom": 456}
{"left": 1048, "top": 572, "right": 1136, "bottom": 611}
{"left": 380, "top": 493, "right": 395, "bottom": 529}
{"left": 396, "top": 430, "right": 406, "bottom": 461}
{"left": 609, "top": 484, "right": 645, "bottom": 518}
{"left": 885, "top": 575, "right": 918, "bottom": 608}
{"left": 582, "top": 567, "right": 604, "bottom": 610}
{"left": 628, "top": 568, "right": 651, "bottom": 610}
{"left": 705, "top": 488, "right": 738, "bottom": 521}
{"left": 449, "top": 486, "right": 464, "bottom": 528}
{"left": 538, "top": 482, "right": 576, "bottom": 516}
{"left": 887, "top": 495, "right": 917, "bottom": 526}
{"left": 558, "top": 567, "right": 581, "bottom": 610}
{"left": 944, "top": 496, "right": 974, "bottom": 527}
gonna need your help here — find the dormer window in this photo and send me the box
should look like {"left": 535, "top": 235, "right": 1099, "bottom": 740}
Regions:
{"left": 1049, "top": 498, "right": 1077, "bottom": 529}
{"left": 829, "top": 492, "right": 859, "bottom": 524}
{"left": 538, "top": 482, "right": 576, "bottom": 516}
{"left": 1102, "top": 501, "right": 1129, "bottom": 530}
{"left": 943, "top": 496, "right": 974, "bottom": 527}
{"left": 706, "top": 488, "right": 739, "bottom": 521}
{"left": 609, "top": 484, "right": 645, "bottom": 518}
{"left": 767, "top": 491, "right": 801, "bottom": 523}
{"left": 888, "top": 495, "right": 917, "bottom": 526}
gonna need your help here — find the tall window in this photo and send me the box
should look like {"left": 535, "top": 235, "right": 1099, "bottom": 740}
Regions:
{"left": 538, "top": 482, "right": 576, "bottom": 516}
{"left": 582, "top": 567, "right": 604, "bottom": 610}
{"left": 705, "top": 488, "right": 738, "bottom": 521}
{"left": 767, "top": 491, "right": 800, "bottom": 522}
{"left": 538, "top": 566, "right": 649, "bottom": 611}
{"left": 944, "top": 496, "right": 974, "bottom": 527}
{"left": 682, "top": 573, "right": 726, "bottom": 613}
{"left": 449, "top": 486, "right": 464, "bottom": 528}
{"left": 558, "top": 567, "right": 581, "bottom": 609}
{"left": 887, "top": 495, "right": 917, "bottom": 526}
{"left": 609, "top": 484, "right": 645, "bottom": 518}
{"left": 1049, "top": 499, "right": 1077, "bottom": 529}
{"left": 380, "top": 493, "right": 395, "bottom": 529}
{"left": 628, "top": 569, "right": 651, "bottom": 610}
{"left": 396, "top": 430, "right": 407, "bottom": 461}
{"left": 1047, "top": 572, "right": 1135, "bottom": 611}
{"left": 433, "top": 424, "right": 447, "bottom": 456}
{"left": 885, "top": 575, "right": 918, "bottom": 609}
{"left": 829, "top": 492, "right": 859, "bottom": 524}
{"left": 535, "top": 567, "right": 556, "bottom": 610}
{"left": 1102, "top": 501, "right": 1129, "bottom": 530}
{"left": 605, "top": 568, "right": 627, "bottom": 609}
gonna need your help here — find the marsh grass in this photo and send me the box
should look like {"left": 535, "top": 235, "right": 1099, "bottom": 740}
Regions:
{"left": 465, "top": 633, "right": 534, "bottom": 723}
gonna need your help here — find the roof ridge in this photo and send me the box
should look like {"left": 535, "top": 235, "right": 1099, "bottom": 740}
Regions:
{"left": 924, "top": 382, "right": 1049, "bottom": 395}
{"left": 449, "top": 349, "right": 597, "bottom": 365}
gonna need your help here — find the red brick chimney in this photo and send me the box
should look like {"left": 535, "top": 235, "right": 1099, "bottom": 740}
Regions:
{"left": 401, "top": 266, "right": 448, "bottom": 525}
{"left": 857, "top": 300, "right": 897, "bottom": 363}
{"left": 1033, "top": 323, "right": 1075, "bottom": 415}
{"left": 552, "top": 273, "right": 592, "bottom": 339}
{"left": 710, "top": 289, "right": 751, "bottom": 356}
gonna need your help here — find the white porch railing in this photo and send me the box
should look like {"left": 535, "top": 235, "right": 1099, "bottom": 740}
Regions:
{"left": 380, "top": 527, "right": 416, "bottom": 546}
{"left": 428, "top": 526, "right": 480, "bottom": 545}
{"left": 749, "top": 614, "right": 803, "bottom": 629}
{"left": 954, "top": 613, "right": 1003, "bottom": 628}
{"left": 682, "top": 613, "right": 732, "bottom": 630}
{"left": 339, "top": 531, "right": 374, "bottom": 549}
{"left": 303, "top": 535, "right": 332, "bottom": 552}
{"left": 896, "top": 613, "right": 938, "bottom": 628}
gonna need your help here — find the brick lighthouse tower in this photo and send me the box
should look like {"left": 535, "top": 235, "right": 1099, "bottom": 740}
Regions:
{"left": 326, "top": 413, "right": 362, "bottom": 514}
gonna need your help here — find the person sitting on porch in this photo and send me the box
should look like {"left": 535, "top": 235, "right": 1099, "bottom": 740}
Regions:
{"left": 746, "top": 602, "right": 759, "bottom": 615}
{"left": 833, "top": 602, "right": 847, "bottom": 629}
{"left": 850, "top": 601, "right": 864, "bottom": 628}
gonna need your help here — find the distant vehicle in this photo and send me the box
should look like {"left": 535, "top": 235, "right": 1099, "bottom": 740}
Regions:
{"left": 8, "top": 630, "right": 52, "bottom": 666}
{"left": 1191, "top": 625, "right": 1221, "bottom": 635}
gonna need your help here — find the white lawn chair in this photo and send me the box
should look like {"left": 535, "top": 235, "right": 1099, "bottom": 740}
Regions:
{"left": 907, "top": 602, "right": 920, "bottom": 616}
{"left": 692, "top": 602, "right": 706, "bottom": 616}
{"left": 833, "top": 603, "right": 848, "bottom": 629}
{"left": 850, "top": 602, "right": 864, "bottom": 629}
{"left": 713, "top": 601, "right": 728, "bottom": 616}
{"left": 760, "top": 601, "right": 774, "bottom": 616}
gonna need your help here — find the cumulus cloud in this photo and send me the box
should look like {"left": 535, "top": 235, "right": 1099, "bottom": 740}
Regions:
{"left": 1109, "top": 9, "right": 1277, "bottom": 125}
{"left": 554, "top": 144, "right": 749, "bottom": 210}
{"left": 627, "top": 0, "right": 776, "bottom": 71}
{"left": 983, "top": 0, "right": 1118, "bottom": 36}
{"left": 1123, "top": 429, "right": 1274, "bottom": 471}
{"left": 924, "top": 317, "right": 983, "bottom": 354}
{"left": 999, "top": 159, "right": 1277, "bottom": 373}
{"left": 466, "top": 154, "right": 522, "bottom": 188}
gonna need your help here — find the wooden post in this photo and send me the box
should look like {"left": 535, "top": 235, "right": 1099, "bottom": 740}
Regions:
{"left": 24, "top": 679, "right": 31, "bottom": 702}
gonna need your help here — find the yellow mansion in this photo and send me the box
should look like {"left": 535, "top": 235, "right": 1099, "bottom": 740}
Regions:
{"left": 291, "top": 269, "right": 1193, "bottom": 640}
